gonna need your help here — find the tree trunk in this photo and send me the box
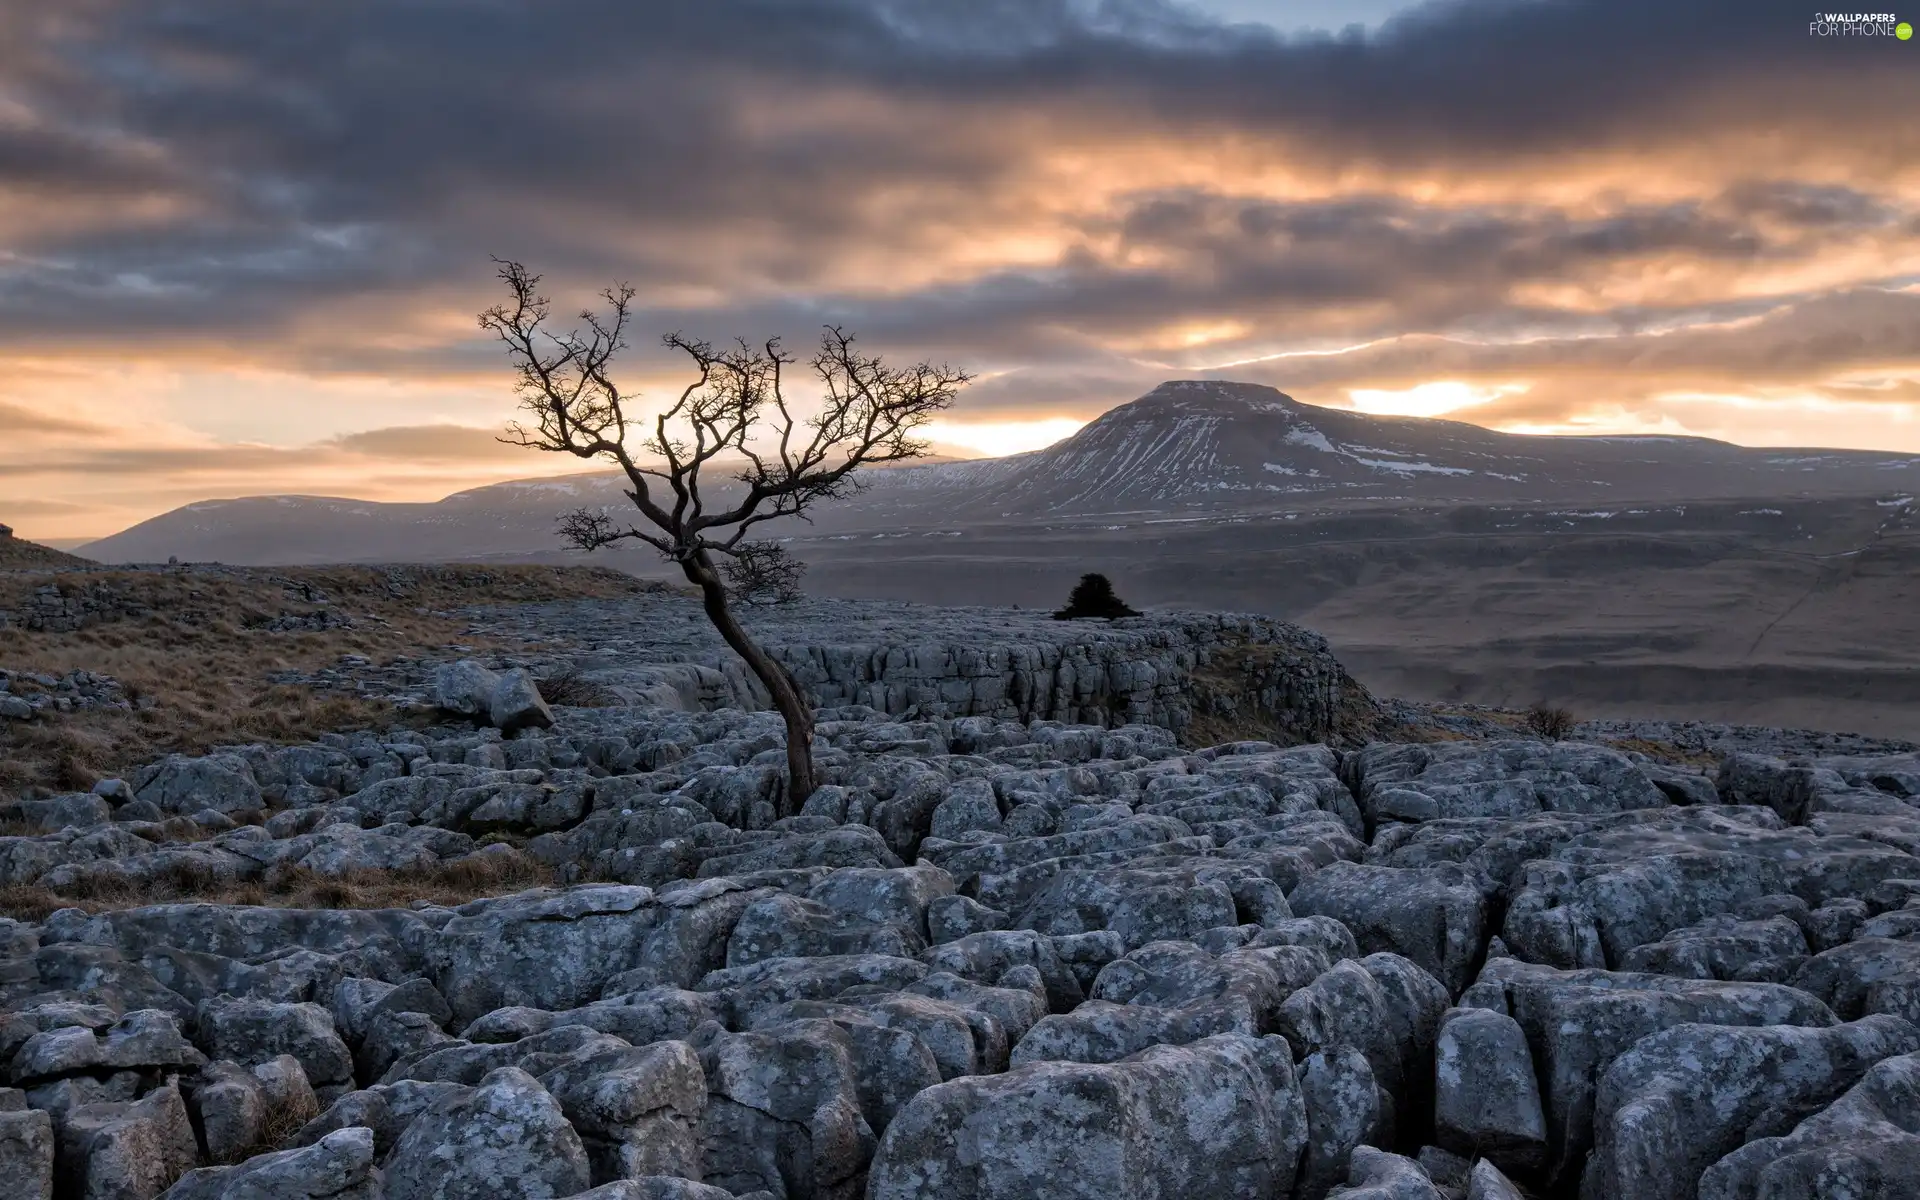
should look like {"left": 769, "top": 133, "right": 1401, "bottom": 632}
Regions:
{"left": 682, "top": 551, "right": 816, "bottom": 814}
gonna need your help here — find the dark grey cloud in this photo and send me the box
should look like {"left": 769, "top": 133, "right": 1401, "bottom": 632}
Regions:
{"left": 0, "top": 0, "right": 1912, "bottom": 359}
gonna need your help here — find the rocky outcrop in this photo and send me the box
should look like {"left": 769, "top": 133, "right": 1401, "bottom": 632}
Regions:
{"left": 4, "top": 641, "right": 1920, "bottom": 1198}
{"left": 440, "top": 598, "right": 1381, "bottom": 747}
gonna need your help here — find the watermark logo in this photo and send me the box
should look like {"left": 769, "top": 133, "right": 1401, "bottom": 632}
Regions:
{"left": 1810, "top": 11, "right": 1910, "bottom": 34}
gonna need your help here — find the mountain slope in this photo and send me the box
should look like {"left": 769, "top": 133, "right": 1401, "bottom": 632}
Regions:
{"left": 859, "top": 381, "right": 1920, "bottom": 517}
{"left": 0, "top": 528, "right": 94, "bottom": 568}
{"left": 77, "top": 380, "right": 1920, "bottom": 564}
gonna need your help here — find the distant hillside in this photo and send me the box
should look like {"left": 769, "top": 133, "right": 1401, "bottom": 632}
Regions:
{"left": 77, "top": 380, "right": 1920, "bottom": 565}
{"left": 0, "top": 527, "right": 94, "bottom": 569}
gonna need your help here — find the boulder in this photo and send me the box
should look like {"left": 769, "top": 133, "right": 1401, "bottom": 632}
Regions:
{"left": 433, "top": 886, "right": 660, "bottom": 1024}
{"left": 56, "top": 1080, "right": 200, "bottom": 1200}
{"left": 697, "top": 1021, "right": 876, "bottom": 1200}
{"left": 1698, "top": 1049, "right": 1920, "bottom": 1199}
{"left": 1289, "top": 862, "right": 1495, "bottom": 996}
{"left": 805, "top": 865, "right": 955, "bottom": 943}
{"left": 1432, "top": 1008, "right": 1546, "bottom": 1173}
{"left": 868, "top": 1034, "right": 1307, "bottom": 1200}
{"left": 1298, "top": 1046, "right": 1385, "bottom": 1200}
{"left": 1323, "top": 1147, "right": 1444, "bottom": 1199}
{"left": 134, "top": 756, "right": 263, "bottom": 818}
{"left": 725, "top": 892, "right": 923, "bottom": 968}
{"left": 0, "top": 1106, "right": 53, "bottom": 1200}
{"left": 537, "top": 1040, "right": 706, "bottom": 1186}
{"left": 384, "top": 1066, "right": 592, "bottom": 1200}
{"left": 1277, "top": 954, "right": 1450, "bottom": 1097}
{"left": 187, "top": 1056, "right": 317, "bottom": 1163}
{"left": 1583, "top": 1015, "right": 1920, "bottom": 1200}
{"left": 8, "top": 1008, "right": 205, "bottom": 1086}
{"left": 194, "top": 1000, "right": 353, "bottom": 1096}
{"left": 491, "top": 669, "right": 556, "bottom": 733}
{"left": 1464, "top": 957, "right": 1842, "bottom": 1186}
{"left": 158, "top": 1126, "right": 379, "bottom": 1200}
{"left": 432, "top": 661, "right": 501, "bottom": 720}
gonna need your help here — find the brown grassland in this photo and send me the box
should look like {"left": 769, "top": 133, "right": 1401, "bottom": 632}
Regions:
{"left": 0, "top": 844, "right": 586, "bottom": 921}
{"left": 0, "top": 558, "right": 653, "bottom": 800}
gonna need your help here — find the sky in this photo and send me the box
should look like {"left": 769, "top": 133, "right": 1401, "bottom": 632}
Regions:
{"left": 3, "top": 0, "right": 1919, "bottom": 540}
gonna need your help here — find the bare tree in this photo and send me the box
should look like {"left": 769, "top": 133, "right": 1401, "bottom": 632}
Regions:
{"left": 481, "top": 259, "right": 970, "bottom": 810}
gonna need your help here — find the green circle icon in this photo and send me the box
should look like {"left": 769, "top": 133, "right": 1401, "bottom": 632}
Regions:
{"left": 1900, "top": 21, "right": 1914, "bottom": 39}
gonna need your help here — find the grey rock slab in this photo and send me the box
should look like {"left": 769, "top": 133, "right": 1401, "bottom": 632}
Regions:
{"left": 56, "top": 1080, "right": 200, "bottom": 1200}
{"left": 1465, "top": 1159, "right": 1526, "bottom": 1200}
{"left": 1289, "top": 861, "right": 1495, "bottom": 996}
{"left": 1698, "top": 1048, "right": 1920, "bottom": 1200}
{"left": 384, "top": 1066, "right": 592, "bottom": 1200}
{"left": 539, "top": 1039, "right": 706, "bottom": 1185}
{"left": 1584, "top": 1015, "right": 1920, "bottom": 1200}
{"left": 431, "top": 660, "right": 500, "bottom": 720}
{"left": 1277, "top": 954, "right": 1449, "bottom": 1097}
{"left": 559, "top": 1180, "right": 738, "bottom": 1200}
{"left": 9, "top": 1008, "right": 205, "bottom": 1085}
{"left": 843, "top": 991, "right": 1010, "bottom": 1080}
{"left": 923, "top": 894, "right": 1006, "bottom": 944}
{"left": 158, "top": 1126, "right": 379, "bottom": 1200}
{"left": 723, "top": 892, "right": 923, "bottom": 969}
{"left": 1299, "top": 1045, "right": 1385, "bottom": 1200}
{"left": 1620, "top": 913, "right": 1809, "bottom": 981}
{"left": 432, "top": 885, "right": 659, "bottom": 1024}
{"left": 134, "top": 755, "right": 264, "bottom": 817}
{"left": 1464, "top": 957, "right": 1843, "bottom": 1187}
{"left": 1345, "top": 740, "right": 1667, "bottom": 827}
{"left": 1790, "top": 937, "right": 1920, "bottom": 1022}
{"left": 195, "top": 999, "right": 353, "bottom": 1092}
{"left": 381, "top": 1025, "right": 632, "bottom": 1087}
{"left": 1324, "top": 1147, "right": 1445, "bottom": 1199}
{"left": 1013, "top": 860, "right": 1289, "bottom": 951}
{"left": 1432, "top": 1008, "right": 1547, "bottom": 1174}
{"left": 804, "top": 864, "right": 954, "bottom": 943}
{"left": 920, "top": 930, "right": 1083, "bottom": 1013}
{"left": 0, "top": 1106, "right": 53, "bottom": 1200}
{"left": 187, "top": 1060, "right": 270, "bottom": 1164}
{"left": 867, "top": 1033, "right": 1306, "bottom": 1200}
{"left": 696, "top": 1020, "right": 876, "bottom": 1200}
{"left": 490, "top": 668, "right": 556, "bottom": 733}
{"left": 697, "top": 954, "right": 929, "bottom": 1027}
{"left": 902, "top": 972, "right": 1048, "bottom": 1046}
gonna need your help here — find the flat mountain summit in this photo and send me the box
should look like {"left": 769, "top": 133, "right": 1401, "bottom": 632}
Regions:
{"left": 74, "top": 379, "right": 1920, "bottom": 564}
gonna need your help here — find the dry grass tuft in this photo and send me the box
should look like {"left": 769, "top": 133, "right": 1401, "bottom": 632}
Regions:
{"left": 254, "top": 1088, "right": 321, "bottom": 1157}
{"left": 535, "top": 664, "right": 621, "bottom": 708}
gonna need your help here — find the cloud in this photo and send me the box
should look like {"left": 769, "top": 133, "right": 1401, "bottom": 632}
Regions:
{"left": 321, "top": 424, "right": 523, "bottom": 462}
{"left": 0, "top": 398, "right": 109, "bottom": 436}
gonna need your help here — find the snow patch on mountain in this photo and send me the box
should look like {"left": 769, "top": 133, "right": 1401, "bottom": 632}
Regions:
{"left": 1283, "top": 427, "right": 1338, "bottom": 453}
{"left": 1351, "top": 457, "right": 1474, "bottom": 477}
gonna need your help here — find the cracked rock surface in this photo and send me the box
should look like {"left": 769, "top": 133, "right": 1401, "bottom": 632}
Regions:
{"left": 3, "top": 603, "right": 1920, "bottom": 1198}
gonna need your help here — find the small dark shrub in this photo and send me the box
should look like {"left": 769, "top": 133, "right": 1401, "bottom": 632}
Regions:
{"left": 1053, "top": 573, "right": 1141, "bottom": 620}
{"left": 1526, "top": 704, "right": 1577, "bottom": 741}
{"left": 722, "top": 542, "right": 806, "bottom": 605}
{"left": 536, "top": 665, "right": 619, "bottom": 708}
